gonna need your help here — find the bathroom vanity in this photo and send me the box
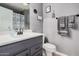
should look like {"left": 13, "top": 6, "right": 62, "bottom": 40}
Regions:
{"left": 0, "top": 32, "right": 43, "bottom": 56}
{"left": 0, "top": 4, "right": 43, "bottom": 56}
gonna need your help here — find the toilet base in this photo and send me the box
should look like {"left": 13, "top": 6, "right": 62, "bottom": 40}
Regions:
{"left": 43, "top": 49, "right": 54, "bottom": 56}
{"left": 43, "top": 43, "right": 56, "bottom": 56}
{"left": 46, "top": 51, "right": 53, "bottom": 56}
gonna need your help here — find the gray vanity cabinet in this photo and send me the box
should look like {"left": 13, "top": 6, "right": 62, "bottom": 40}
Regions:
{"left": 0, "top": 36, "right": 43, "bottom": 56}
{"left": 16, "top": 50, "right": 30, "bottom": 56}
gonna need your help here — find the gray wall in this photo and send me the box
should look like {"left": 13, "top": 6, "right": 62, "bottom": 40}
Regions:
{"left": 24, "top": 10, "right": 30, "bottom": 29}
{"left": 43, "top": 3, "right": 79, "bottom": 56}
{"left": 30, "top": 3, "right": 43, "bottom": 33}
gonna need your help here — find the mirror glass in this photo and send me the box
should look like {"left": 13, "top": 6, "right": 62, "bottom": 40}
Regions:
{"left": 0, "top": 6, "right": 13, "bottom": 32}
{"left": 0, "top": 3, "right": 30, "bottom": 34}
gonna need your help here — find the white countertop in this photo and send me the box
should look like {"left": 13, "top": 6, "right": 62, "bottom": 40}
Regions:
{"left": 0, "top": 32, "right": 43, "bottom": 46}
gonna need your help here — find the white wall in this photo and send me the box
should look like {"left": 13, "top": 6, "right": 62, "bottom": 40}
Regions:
{"left": 30, "top": 3, "right": 43, "bottom": 33}
{"left": 43, "top": 3, "right": 79, "bottom": 56}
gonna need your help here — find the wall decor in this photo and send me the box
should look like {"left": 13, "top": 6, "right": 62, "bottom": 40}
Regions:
{"left": 46, "top": 5, "right": 51, "bottom": 13}
{"left": 13, "top": 12, "right": 25, "bottom": 35}
{"left": 33, "top": 9, "right": 37, "bottom": 14}
{"left": 57, "top": 16, "right": 69, "bottom": 36}
{"left": 52, "top": 10, "right": 55, "bottom": 18}
{"left": 75, "top": 14, "right": 79, "bottom": 29}
{"left": 57, "top": 14, "right": 79, "bottom": 37}
{"left": 68, "top": 15, "right": 75, "bottom": 28}
{"left": 37, "top": 15, "right": 43, "bottom": 21}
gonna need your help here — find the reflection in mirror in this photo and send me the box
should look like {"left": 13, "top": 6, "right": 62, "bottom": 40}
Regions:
{"left": 13, "top": 10, "right": 30, "bottom": 35}
{"left": 13, "top": 12, "right": 24, "bottom": 35}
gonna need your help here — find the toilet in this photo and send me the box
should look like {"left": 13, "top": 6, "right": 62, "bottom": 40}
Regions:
{"left": 43, "top": 36, "right": 56, "bottom": 56}
{"left": 43, "top": 43, "right": 56, "bottom": 56}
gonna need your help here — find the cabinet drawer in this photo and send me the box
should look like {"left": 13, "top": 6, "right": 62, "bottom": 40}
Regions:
{"left": 29, "top": 36, "right": 42, "bottom": 46}
{"left": 31, "top": 43, "right": 42, "bottom": 55}
{"left": 0, "top": 40, "right": 30, "bottom": 56}
{"left": 16, "top": 50, "right": 29, "bottom": 56}
{"left": 33, "top": 50, "right": 42, "bottom": 56}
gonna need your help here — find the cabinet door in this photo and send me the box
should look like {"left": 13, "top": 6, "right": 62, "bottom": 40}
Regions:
{"left": 16, "top": 50, "right": 29, "bottom": 56}
{"left": 33, "top": 50, "right": 42, "bottom": 56}
{"left": 31, "top": 43, "right": 42, "bottom": 55}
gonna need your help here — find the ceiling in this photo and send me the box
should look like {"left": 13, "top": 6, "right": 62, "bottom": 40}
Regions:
{"left": 5, "top": 3, "right": 29, "bottom": 10}
{"left": 0, "top": 3, "right": 29, "bottom": 14}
